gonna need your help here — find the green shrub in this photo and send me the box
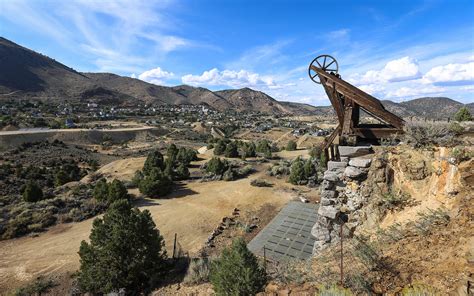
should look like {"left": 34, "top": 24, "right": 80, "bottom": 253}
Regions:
{"left": 401, "top": 283, "right": 441, "bottom": 295}
{"left": 286, "top": 140, "right": 297, "bottom": 151}
{"left": 316, "top": 284, "right": 353, "bottom": 296}
{"left": 222, "top": 168, "right": 237, "bottom": 181}
{"left": 78, "top": 199, "right": 167, "bottom": 294}
{"left": 379, "top": 190, "right": 412, "bottom": 211}
{"left": 210, "top": 238, "right": 266, "bottom": 295}
{"left": 206, "top": 157, "right": 228, "bottom": 176}
{"left": 176, "top": 163, "right": 190, "bottom": 180}
{"left": 309, "top": 145, "right": 323, "bottom": 158}
{"left": 303, "top": 158, "right": 317, "bottom": 180}
{"left": 108, "top": 179, "right": 128, "bottom": 202}
{"left": 289, "top": 157, "right": 305, "bottom": 185}
{"left": 403, "top": 121, "right": 456, "bottom": 148}
{"left": 450, "top": 146, "right": 472, "bottom": 163}
{"left": 22, "top": 181, "right": 44, "bottom": 202}
{"left": 131, "top": 170, "right": 144, "bottom": 187}
{"left": 250, "top": 179, "right": 273, "bottom": 187}
{"left": 14, "top": 276, "right": 56, "bottom": 296}
{"left": 184, "top": 258, "right": 211, "bottom": 285}
{"left": 448, "top": 122, "right": 464, "bottom": 135}
{"left": 454, "top": 106, "right": 472, "bottom": 122}
{"left": 224, "top": 142, "right": 239, "bottom": 158}
{"left": 240, "top": 142, "right": 256, "bottom": 158}
{"left": 213, "top": 140, "right": 227, "bottom": 155}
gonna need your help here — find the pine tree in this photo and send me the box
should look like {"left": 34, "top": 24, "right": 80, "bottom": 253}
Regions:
{"left": 22, "top": 181, "right": 44, "bottom": 202}
{"left": 93, "top": 178, "right": 109, "bottom": 201}
{"left": 78, "top": 199, "right": 167, "bottom": 294}
{"left": 143, "top": 150, "right": 165, "bottom": 175}
{"left": 210, "top": 238, "right": 266, "bottom": 295}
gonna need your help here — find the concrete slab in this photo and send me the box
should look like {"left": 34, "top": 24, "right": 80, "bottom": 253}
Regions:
{"left": 247, "top": 201, "right": 319, "bottom": 262}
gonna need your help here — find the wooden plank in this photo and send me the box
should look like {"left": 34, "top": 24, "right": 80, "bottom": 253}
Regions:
{"left": 352, "top": 127, "right": 402, "bottom": 139}
{"left": 323, "top": 125, "right": 341, "bottom": 150}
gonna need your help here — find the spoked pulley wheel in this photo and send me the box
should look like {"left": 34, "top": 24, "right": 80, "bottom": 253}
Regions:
{"left": 308, "top": 54, "right": 339, "bottom": 84}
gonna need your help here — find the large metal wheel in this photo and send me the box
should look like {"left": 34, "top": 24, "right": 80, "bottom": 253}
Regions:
{"left": 308, "top": 54, "right": 339, "bottom": 84}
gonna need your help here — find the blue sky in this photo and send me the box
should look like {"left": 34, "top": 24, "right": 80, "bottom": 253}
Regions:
{"left": 1, "top": 0, "right": 473, "bottom": 105}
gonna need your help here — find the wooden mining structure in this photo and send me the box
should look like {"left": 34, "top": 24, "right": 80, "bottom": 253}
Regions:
{"left": 308, "top": 55, "right": 404, "bottom": 160}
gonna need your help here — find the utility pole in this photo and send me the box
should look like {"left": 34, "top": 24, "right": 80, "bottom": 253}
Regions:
{"left": 340, "top": 222, "right": 343, "bottom": 287}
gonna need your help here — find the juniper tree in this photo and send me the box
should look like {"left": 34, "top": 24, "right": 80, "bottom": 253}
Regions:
{"left": 78, "top": 199, "right": 167, "bottom": 294}
{"left": 286, "top": 140, "right": 297, "bottom": 151}
{"left": 289, "top": 157, "right": 305, "bottom": 185}
{"left": 22, "top": 181, "right": 43, "bottom": 202}
{"left": 138, "top": 168, "right": 173, "bottom": 198}
{"left": 143, "top": 150, "right": 165, "bottom": 175}
{"left": 454, "top": 106, "right": 472, "bottom": 122}
{"left": 209, "top": 238, "right": 266, "bottom": 295}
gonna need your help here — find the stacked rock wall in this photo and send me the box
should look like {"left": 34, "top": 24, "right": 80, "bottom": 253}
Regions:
{"left": 311, "top": 146, "right": 375, "bottom": 254}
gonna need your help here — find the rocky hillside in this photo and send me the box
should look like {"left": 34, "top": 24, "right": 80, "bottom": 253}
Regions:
{"left": 0, "top": 37, "right": 316, "bottom": 114}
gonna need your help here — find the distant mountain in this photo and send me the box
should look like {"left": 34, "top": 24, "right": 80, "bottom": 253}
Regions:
{"left": 381, "top": 97, "right": 472, "bottom": 120}
{"left": 0, "top": 37, "right": 471, "bottom": 117}
{"left": 0, "top": 37, "right": 316, "bottom": 115}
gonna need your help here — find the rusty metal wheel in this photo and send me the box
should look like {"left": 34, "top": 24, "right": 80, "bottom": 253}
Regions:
{"left": 308, "top": 54, "right": 339, "bottom": 84}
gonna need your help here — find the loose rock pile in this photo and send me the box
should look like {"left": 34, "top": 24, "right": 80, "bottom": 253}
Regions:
{"left": 311, "top": 146, "right": 374, "bottom": 254}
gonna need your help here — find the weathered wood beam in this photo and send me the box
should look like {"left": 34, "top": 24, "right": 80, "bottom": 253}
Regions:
{"left": 321, "top": 77, "right": 344, "bottom": 126}
{"left": 323, "top": 125, "right": 341, "bottom": 150}
{"left": 310, "top": 65, "right": 404, "bottom": 129}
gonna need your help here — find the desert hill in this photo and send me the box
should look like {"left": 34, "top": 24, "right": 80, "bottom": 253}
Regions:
{"left": 0, "top": 37, "right": 471, "bottom": 117}
{"left": 0, "top": 37, "right": 317, "bottom": 114}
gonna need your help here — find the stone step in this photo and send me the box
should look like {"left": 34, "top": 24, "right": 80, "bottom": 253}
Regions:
{"left": 338, "top": 145, "right": 373, "bottom": 157}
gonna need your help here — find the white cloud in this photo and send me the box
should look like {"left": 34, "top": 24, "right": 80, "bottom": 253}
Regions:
{"left": 182, "top": 68, "right": 279, "bottom": 89}
{"left": 354, "top": 56, "right": 421, "bottom": 84}
{"left": 422, "top": 62, "right": 474, "bottom": 85}
{"left": 138, "top": 67, "right": 174, "bottom": 85}
{"left": 385, "top": 85, "right": 445, "bottom": 98}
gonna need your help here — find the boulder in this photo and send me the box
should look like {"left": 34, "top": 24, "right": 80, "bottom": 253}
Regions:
{"left": 318, "top": 205, "right": 339, "bottom": 219}
{"left": 338, "top": 145, "right": 372, "bottom": 157}
{"left": 320, "top": 189, "right": 337, "bottom": 200}
{"left": 311, "top": 226, "right": 331, "bottom": 242}
{"left": 321, "top": 180, "right": 335, "bottom": 190}
{"left": 323, "top": 171, "right": 339, "bottom": 182}
{"left": 327, "top": 161, "right": 348, "bottom": 172}
{"left": 349, "top": 158, "right": 372, "bottom": 168}
{"left": 344, "top": 166, "right": 365, "bottom": 179}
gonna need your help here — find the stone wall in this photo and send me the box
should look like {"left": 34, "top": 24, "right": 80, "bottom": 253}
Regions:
{"left": 311, "top": 145, "right": 378, "bottom": 254}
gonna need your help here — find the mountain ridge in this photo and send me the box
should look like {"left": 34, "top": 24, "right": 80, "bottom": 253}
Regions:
{"left": 0, "top": 37, "right": 472, "bottom": 118}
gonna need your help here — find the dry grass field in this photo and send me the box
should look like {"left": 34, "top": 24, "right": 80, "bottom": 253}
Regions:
{"left": 0, "top": 148, "right": 310, "bottom": 292}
